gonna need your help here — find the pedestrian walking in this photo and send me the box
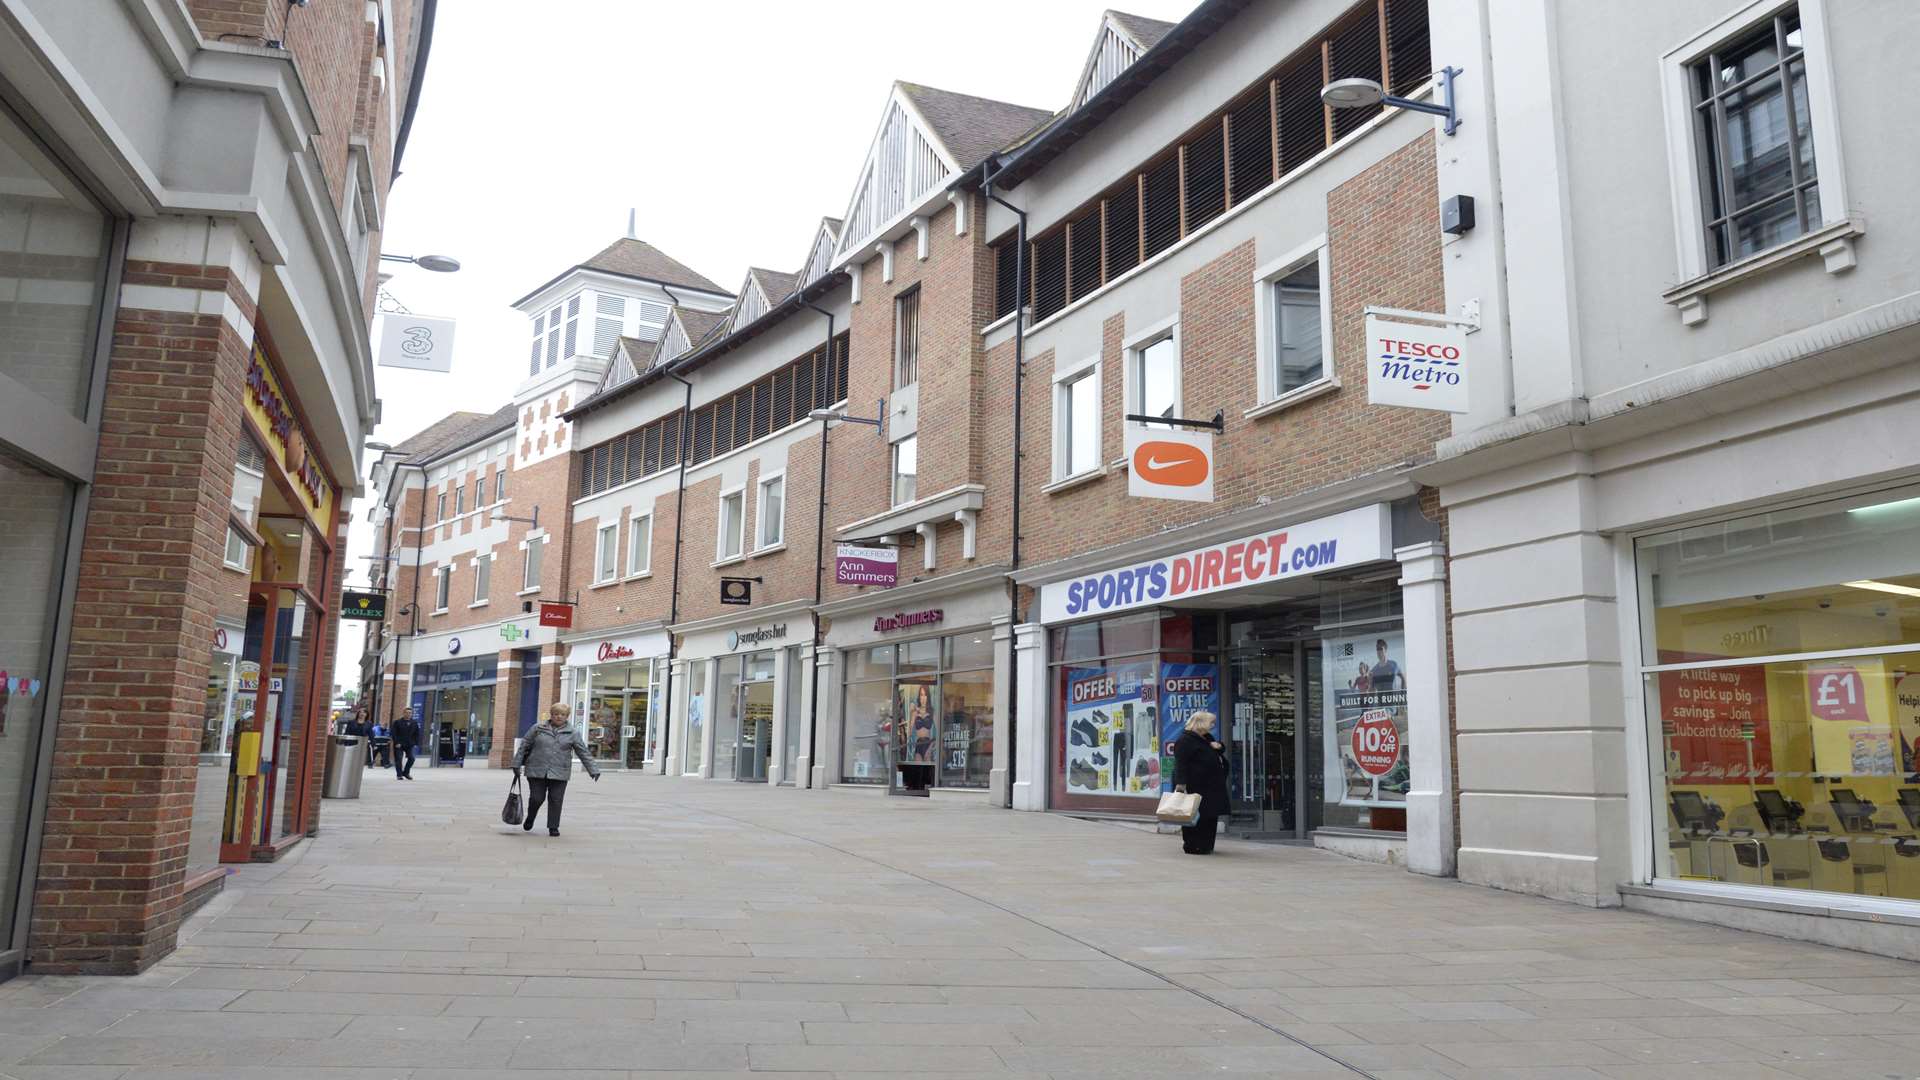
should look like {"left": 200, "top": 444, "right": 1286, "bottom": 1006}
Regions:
{"left": 390, "top": 710, "right": 420, "bottom": 779}
{"left": 512, "top": 703, "right": 600, "bottom": 836}
{"left": 1171, "top": 709, "right": 1229, "bottom": 855}
{"left": 367, "top": 718, "right": 389, "bottom": 768}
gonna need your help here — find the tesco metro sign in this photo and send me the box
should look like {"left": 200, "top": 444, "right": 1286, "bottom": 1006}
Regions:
{"left": 1366, "top": 314, "right": 1469, "bottom": 413}
{"left": 1038, "top": 503, "right": 1391, "bottom": 623}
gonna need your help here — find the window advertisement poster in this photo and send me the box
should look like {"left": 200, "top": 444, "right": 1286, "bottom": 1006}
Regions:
{"left": 1158, "top": 663, "right": 1220, "bottom": 792}
{"left": 1323, "top": 631, "right": 1409, "bottom": 807}
{"left": 1063, "top": 662, "right": 1157, "bottom": 797}
{"left": 1900, "top": 672, "right": 1920, "bottom": 781}
{"left": 897, "top": 682, "right": 936, "bottom": 765}
{"left": 1653, "top": 661, "right": 1774, "bottom": 783}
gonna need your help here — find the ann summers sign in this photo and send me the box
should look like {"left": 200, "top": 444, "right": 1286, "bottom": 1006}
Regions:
{"left": 1365, "top": 314, "right": 1469, "bottom": 413}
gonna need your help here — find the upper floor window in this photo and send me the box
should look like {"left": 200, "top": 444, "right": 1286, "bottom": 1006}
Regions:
{"left": 595, "top": 522, "right": 619, "bottom": 584}
{"left": 1688, "top": 7, "right": 1818, "bottom": 268}
{"left": 495, "top": 469, "right": 505, "bottom": 503}
{"left": 718, "top": 488, "right": 746, "bottom": 561}
{"left": 523, "top": 535, "right": 544, "bottom": 591}
{"left": 893, "top": 288, "right": 920, "bottom": 387}
{"left": 1255, "top": 242, "right": 1333, "bottom": 404}
{"left": 473, "top": 554, "right": 491, "bottom": 604}
{"left": 757, "top": 475, "right": 785, "bottom": 549}
{"left": 1127, "top": 325, "right": 1180, "bottom": 424}
{"left": 892, "top": 435, "right": 918, "bottom": 507}
{"left": 628, "top": 514, "right": 652, "bottom": 577}
{"left": 436, "top": 492, "right": 446, "bottom": 522}
{"left": 1054, "top": 360, "right": 1101, "bottom": 481}
{"left": 454, "top": 485, "right": 464, "bottom": 516}
{"left": 473, "top": 477, "right": 483, "bottom": 511}
{"left": 433, "top": 565, "right": 451, "bottom": 612}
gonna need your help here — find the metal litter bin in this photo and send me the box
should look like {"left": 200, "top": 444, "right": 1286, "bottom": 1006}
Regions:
{"left": 323, "top": 736, "right": 366, "bottom": 799}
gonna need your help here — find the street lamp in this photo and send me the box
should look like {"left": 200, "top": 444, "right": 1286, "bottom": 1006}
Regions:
{"left": 809, "top": 401, "right": 887, "bottom": 440}
{"left": 379, "top": 252, "right": 462, "bottom": 273}
{"left": 1322, "top": 67, "right": 1462, "bottom": 135}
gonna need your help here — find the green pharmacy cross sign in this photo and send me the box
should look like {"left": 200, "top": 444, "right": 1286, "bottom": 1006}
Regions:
{"left": 340, "top": 590, "right": 387, "bottom": 620}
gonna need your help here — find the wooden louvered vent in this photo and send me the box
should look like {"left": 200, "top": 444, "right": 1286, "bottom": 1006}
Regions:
{"left": 1014, "top": 0, "right": 1427, "bottom": 321}
{"left": 1068, "top": 205, "right": 1102, "bottom": 303}
{"left": 1032, "top": 230, "right": 1067, "bottom": 322}
{"left": 1141, "top": 155, "right": 1181, "bottom": 260}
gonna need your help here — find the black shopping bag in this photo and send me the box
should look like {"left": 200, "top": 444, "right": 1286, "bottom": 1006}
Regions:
{"left": 501, "top": 773, "right": 524, "bottom": 826}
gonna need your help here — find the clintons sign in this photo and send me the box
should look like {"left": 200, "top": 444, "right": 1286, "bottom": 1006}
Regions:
{"left": 1037, "top": 503, "right": 1392, "bottom": 623}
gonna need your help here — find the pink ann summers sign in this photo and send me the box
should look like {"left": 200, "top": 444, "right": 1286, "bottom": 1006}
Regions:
{"left": 835, "top": 543, "right": 898, "bottom": 588}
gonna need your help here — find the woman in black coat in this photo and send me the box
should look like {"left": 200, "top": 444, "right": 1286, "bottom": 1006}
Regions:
{"left": 1172, "top": 710, "right": 1229, "bottom": 854}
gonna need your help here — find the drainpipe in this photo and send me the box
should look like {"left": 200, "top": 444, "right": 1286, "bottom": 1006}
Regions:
{"left": 799, "top": 297, "right": 835, "bottom": 790}
{"left": 980, "top": 164, "right": 1026, "bottom": 808}
{"left": 658, "top": 371, "right": 694, "bottom": 767}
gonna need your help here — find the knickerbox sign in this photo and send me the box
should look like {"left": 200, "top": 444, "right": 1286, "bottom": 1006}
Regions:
{"left": 874, "top": 608, "right": 943, "bottom": 633}
{"left": 1126, "top": 425, "right": 1214, "bottom": 503}
{"left": 835, "top": 544, "right": 897, "bottom": 588}
{"left": 1038, "top": 504, "right": 1392, "bottom": 623}
{"left": 1365, "top": 314, "right": 1469, "bottom": 414}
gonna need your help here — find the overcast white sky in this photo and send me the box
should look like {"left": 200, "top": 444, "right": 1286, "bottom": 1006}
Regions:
{"left": 337, "top": 0, "right": 1198, "bottom": 695}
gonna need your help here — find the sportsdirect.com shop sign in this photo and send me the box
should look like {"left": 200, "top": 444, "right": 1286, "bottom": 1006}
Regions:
{"left": 1038, "top": 504, "right": 1391, "bottom": 623}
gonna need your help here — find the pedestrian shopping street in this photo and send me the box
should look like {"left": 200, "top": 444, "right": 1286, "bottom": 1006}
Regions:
{"left": 3, "top": 771, "right": 1920, "bottom": 1078}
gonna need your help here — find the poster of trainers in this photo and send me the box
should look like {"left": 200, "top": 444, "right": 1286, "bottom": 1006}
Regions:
{"left": 1063, "top": 662, "right": 1155, "bottom": 797}
{"left": 1323, "top": 631, "right": 1410, "bottom": 807}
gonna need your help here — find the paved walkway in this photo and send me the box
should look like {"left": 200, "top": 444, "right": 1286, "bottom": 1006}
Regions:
{"left": 2, "top": 769, "right": 1918, "bottom": 1079}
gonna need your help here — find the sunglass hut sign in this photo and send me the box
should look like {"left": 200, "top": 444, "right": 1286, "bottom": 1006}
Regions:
{"left": 1038, "top": 504, "right": 1390, "bottom": 623}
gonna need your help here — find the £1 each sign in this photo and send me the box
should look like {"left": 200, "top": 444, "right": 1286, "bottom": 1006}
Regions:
{"left": 1366, "top": 315, "right": 1469, "bottom": 413}
{"left": 1125, "top": 424, "right": 1214, "bottom": 503}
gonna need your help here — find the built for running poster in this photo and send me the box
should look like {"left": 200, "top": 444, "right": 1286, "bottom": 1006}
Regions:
{"left": 1323, "top": 630, "right": 1410, "bottom": 807}
{"left": 1062, "top": 662, "right": 1154, "bottom": 797}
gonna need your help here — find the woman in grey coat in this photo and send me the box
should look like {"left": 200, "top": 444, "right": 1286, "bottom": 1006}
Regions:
{"left": 512, "top": 703, "right": 600, "bottom": 835}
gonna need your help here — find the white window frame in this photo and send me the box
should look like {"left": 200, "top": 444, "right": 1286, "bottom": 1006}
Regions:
{"left": 627, "top": 513, "right": 652, "bottom": 578}
{"left": 435, "top": 491, "right": 446, "bottom": 522}
{"left": 716, "top": 486, "right": 746, "bottom": 563}
{"left": 1051, "top": 354, "right": 1102, "bottom": 483}
{"left": 1123, "top": 314, "right": 1181, "bottom": 428}
{"left": 494, "top": 468, "right": 505, "bottom": 503}
{"left": 471, "top": 553, "right": 491, "bottom": 606}
{"left": 891, "top": 435, "right": 918, "bottom": 507}
{"left": 1251, "top": 236, "right": 1337, "bottom": 413}
{"left": 1659, "top": 0, "right": 1852, "bottom": 294}
{"left": 433, "top": 565, "right": 450, "bottom": 613}
{"left": 222, "top": 524, "right": 255, "bottom": 573}
{"left": 756, "top": 473, "right": 786, "bottom": 551}
{"left": 594, "top": 521, "right": 619, "bottom": 584}
{"left": 521, "top": 534, "right": 545, "bottom": 593}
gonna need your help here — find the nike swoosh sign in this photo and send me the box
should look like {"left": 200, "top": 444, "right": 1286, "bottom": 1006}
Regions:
{"left": 1131, "top": 440, "right": 1209, "bottom": 487}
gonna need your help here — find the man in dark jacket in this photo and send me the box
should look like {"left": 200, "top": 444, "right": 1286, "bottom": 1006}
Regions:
{"left": 390, "top": 711, "right": 420, "bottom": 779}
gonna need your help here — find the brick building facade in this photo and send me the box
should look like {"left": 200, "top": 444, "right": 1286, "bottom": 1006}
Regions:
{"left": 0, "top": 0, "right": 435, "bottom": 976}
{"left": 417, "top": 0, "right": 1459, "bottom": 864}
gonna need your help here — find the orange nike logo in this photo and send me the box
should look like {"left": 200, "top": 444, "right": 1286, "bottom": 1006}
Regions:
{"left": 1133, "top": 440, "right": 1209, "bottom": 486}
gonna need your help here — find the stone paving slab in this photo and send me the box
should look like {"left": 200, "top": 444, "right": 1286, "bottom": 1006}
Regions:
{"left": 2, "top": 767, "right": 1918, "bottom": 1078}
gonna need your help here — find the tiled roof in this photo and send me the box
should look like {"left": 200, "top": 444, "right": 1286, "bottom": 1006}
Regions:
{"left": 1109, "top": 10, "right": 1176, "bottom": 49}
{"left": 898, "top": 82, "right": 1054, "bottom": 170}
{"left": 394, "top": 405, "right": 516, "bottom": 465}
{"left": 749, "top": 267, "right": 801, "bottom": 307}
{"left": 618, "top": 335, "right": 659, "bottom": 369}
{"left": 577, "top": 237, "right": 730, "bottom": 295}
{"left": 677, "top": 308, "right": 729, "bottom": 350}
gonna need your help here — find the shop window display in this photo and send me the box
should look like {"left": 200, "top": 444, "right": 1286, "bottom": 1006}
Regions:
{"left": 840, "top": 634, "right": 994, "bottom": 788}
{"left": 1638, "top": 490, "right": 1920, "bottom": 901}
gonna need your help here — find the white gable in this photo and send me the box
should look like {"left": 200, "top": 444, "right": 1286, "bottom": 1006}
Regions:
{"left": 800, "top": 220, "right": 840, "bottom": 285}
{"left": 732, "top": 274, "right": 771, "bottom": 330}
{"left": 834, "top": 86, "right": 958, "bottom": 259}
{"left": 1071, "top": 15, "right": 1154, "bottom": 111}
